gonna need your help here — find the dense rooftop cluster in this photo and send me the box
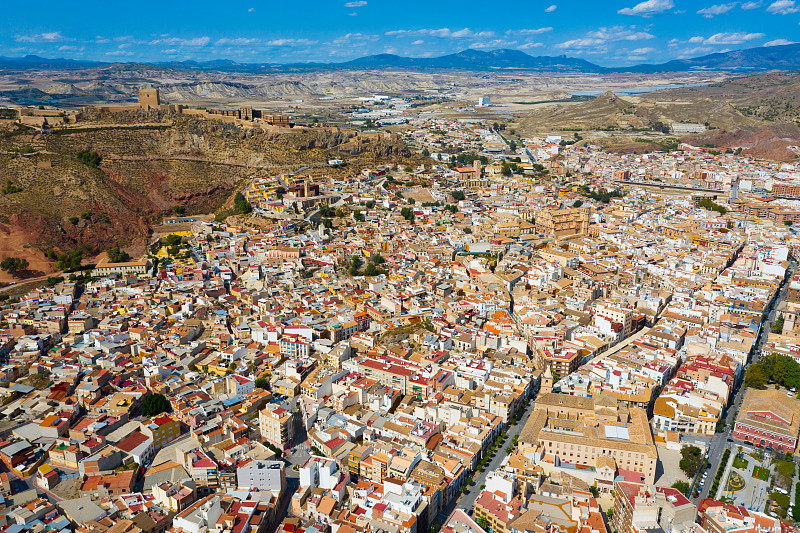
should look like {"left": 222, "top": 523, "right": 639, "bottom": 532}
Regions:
{"left": 2, "top": 119, "right": 800, "bottom": 533}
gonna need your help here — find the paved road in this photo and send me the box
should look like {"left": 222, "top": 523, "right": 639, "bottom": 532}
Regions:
{"left": 691, "top": 258, "right": 796, "bottom": 502}
{"left": 438, "top": 392, "right": 538, "bottom": 519}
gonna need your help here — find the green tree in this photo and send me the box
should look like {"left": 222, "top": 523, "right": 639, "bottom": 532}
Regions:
{"left": 76, "top": 150, "right": 101, "bottom": 168}
{"left": 141, "top": 393, "right": 171, "bottom": 417}
{"left": 477, "top": 517, "right": 489, "bottom": 530}
{"left": 56, "top": 251, "right": 82, "bottom": 272}
{"left": 234, "top": 192, "right": 252, "bottom": 214}
{"left": 772, "top": 314, "right": 785, "bottom": 334}
{"left": 671, "top": 480, "right": 690, "bottom": 496}
{"left": 745, "top": 353, "right": 800, "bottom": 390}
{"left": 165, "top": 234, "right": 183, "bottom": 247}
{"left": 2, "top": 180, "right": 22, "bottom": 194}
{"left": 68, "top": 216, "right": 79, "bottom": 225}
{"left": 255, "top": 378, "right": 269, "bottom": 389}
{"left": 365, "top": 263, "right": 379, "bottom": 276}
{"left": 572, "top": 200, "right": 583, "bottom": 208}
{"left": 349, "top": 255, "right": 363, "bottom": 276}
{"left": 0, "top": 257, "right": 28, "bottom": 276}
{"left": 679, "top": 446, "right": 703, "bottom": 477}
{"left": 451, "top": 190, "right": 466, "bottom": 201}
{"left": 106, "top": 246, "right": 130, "bottom": 263}
{"left": 408, "top": 198, "right": 416, "bottom": 205}
{"left": 744, "top": 365, "right": 767, "bottom": 389}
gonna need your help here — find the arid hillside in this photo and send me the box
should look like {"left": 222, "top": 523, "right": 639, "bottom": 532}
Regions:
{"left": 516, "top": 72, "right": 800, "bottom": 161}
{"left": 0, "top": 109, "right": 413, "bottom": 266}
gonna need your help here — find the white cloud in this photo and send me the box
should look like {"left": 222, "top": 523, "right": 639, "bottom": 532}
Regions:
{"left": 764, "top": 38, "right": 796, "bottom": 45}
{"left": 766, "top": 0, "right": 800, "bottom": 13}
{"left": 247, "top": 7, "right": 255, "bottom": 12}
{"left": 697, "top": 3, "right": 737, "bottom": 17}
{"left": 412, "top": 40, "right": 424, "bottom": 45}
{"left": 630, "top": 47, "right": 657, "bottom": 53}
{"left": 692, "top": 31, "right": 765, "bottom": 44}
{"left": 468, "top": 39, "right": 517, "bottom": 49}
{"left": 506, "top": 28, "right": 553, "bottom": 35}
{"left": 676, "top": 46, "right": 713, "bottom": 57}
{"left": 265, "top": 38, "right": 318, "bottom": 46}
{"left": 149, "top": 36, "right": 210, "bottom": 46}
{"left": 556, "top": 38, "right": 603, "bottom": 49}
{"left": 105, "top": 50, "right": 134, "bottom": 56}
{"left": 545, "top": 4, "right": 557, "bottom": 11}
{"left": 741, "top": 0, "right": 762, "bottom": 7}
{"left": 348, "top": 11, "right": 358, "bottom": 15}
{"left": 16, "top": 31, "right": 66, "bottom": 43}
{"left": 331, "top": 33, "right": 379, "bottom": 44}
{"left": 618, "top": 0, "right": 675, "bottom": 16}
{"left": 556, "top": 26, "right": 654, "bottom": 50}
{"left": 385, "top": 28, "right": 492, "bottom": 39}
{"left": 215, "top": 38, "right": 257, "bottom": 45}
{"left": 519, "top": 42, "right": 544, "bottom": 49}
{"left": 344, "top": 0, "right": 367, "bottom": 6}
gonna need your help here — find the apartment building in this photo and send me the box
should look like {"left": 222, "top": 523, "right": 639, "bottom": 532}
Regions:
{"left": 613, "top": 481, "right": 697, "bottom": 533}
{"left": 140, "top": 415, "right": 181, "bottom": 450}
{"left": 259, "top": 404, "right": 294, "bottom": 451}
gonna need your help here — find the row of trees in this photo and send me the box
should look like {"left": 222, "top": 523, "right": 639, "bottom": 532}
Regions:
{"left": 698, "top": 197, "right": 727, "bottom": 215}
{"left": 0, "top": 257, "right": 28, "bottom": 276}
{"left": 580, "top": 187, "right": 624, "bottom": 204}
{"left": 744, "top": 353, "right": 800, "bottom": 390}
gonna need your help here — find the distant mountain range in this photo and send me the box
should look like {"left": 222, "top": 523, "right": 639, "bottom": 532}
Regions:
{"left": 2, "top": 42, "right": 800, "bottom": 73}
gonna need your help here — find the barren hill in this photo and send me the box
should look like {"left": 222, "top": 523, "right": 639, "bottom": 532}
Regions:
{"left": 519, "top": 91, "right": 637, "bottom": 131}
{"left": 0, "top": 109, "right": 413, "bottom": 262}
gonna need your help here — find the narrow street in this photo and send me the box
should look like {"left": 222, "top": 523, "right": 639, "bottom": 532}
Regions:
{"left": 435, "top": 393, "right": 538, "bottom": 522}
{"left": 691, "top": 258, "right": 796, "bottom": 502}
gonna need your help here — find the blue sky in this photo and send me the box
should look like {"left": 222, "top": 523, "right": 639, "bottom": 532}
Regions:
{"left": 1, "top": 0, "right": 799, "bottom": 66}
